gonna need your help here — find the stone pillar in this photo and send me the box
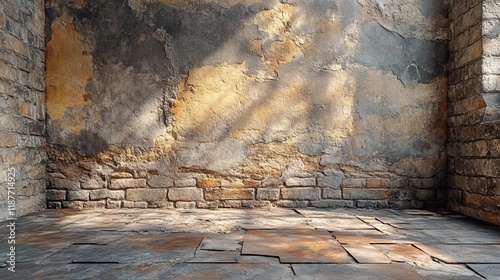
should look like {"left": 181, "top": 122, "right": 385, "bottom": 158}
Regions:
{"left": 447, "top": 0, "right": 500, "bottom": 225}
{"left": 0, "top": 0, "right": 46, "bottom": 221}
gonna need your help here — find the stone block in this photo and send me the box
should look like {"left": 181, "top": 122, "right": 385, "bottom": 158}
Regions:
{"left": 276, "top": 200, "right": 309, "bottom": 208}
{"left": 47, "top": 201, "right": 62, "bottom": 209}
{"left": 323, "top": 188, "right": 341, "bottom": 199}
{"left": 242, "top": 200, "right": 272, "bottom": 208}
{"left": 49, "top": 178, "right": 81, "bottom": 190}
{"left": 89, "top": 189, "right": 125, "bottom": 200}
{"left": 281, "top": 187, "right": 320, "bottom": 200}
{"left": 310, "top": 200, "right": 354, "bottom": 208}
{"left": 110, "top": 172, "right": 133, "bottom": 178}
{"left": 415, "top": 189, "right": 436, "bottom": 201}
{"left": 341, "top": 179, "right": 366, "bottom": 188}
{"left": 220, "top": 200, "right": 243, "bottom": 208}
{"left": 68, "top": 190, "right": 90, "bottom": 201}
{"left": 81, "top": 178, "right": 104, "bottom": 189}
{"left": 126, "top": 189, "right": 166, "bottom": 202}
{"left": 83, "top": 200, "right": 106, "bottom": 208}
{"left": 175, "top": 201, "right": 196, "bottom": 209}
{"left": 46, "top": 190, "right": 66, "bottom": 200}
{"left": 318, "top": 176, "right": 342, "bottom": 189}
{"left": 285, "top": 177, "right": 316, "bottom": 187}
{"left": 356, "top": 200, "right": 388, "bottom": 208}
{"left": 63, "top": 201, "right": 83, "bottom": 209}
{"left": 175, "top": 178, "right": 196, "bottom": 187}
{"left": 123, "top": 201, "right": 148, "bottom": 208}
{"left": 366, "top": 178, "right": 391, "bottom": 189}
{"left": 262, "top": 175, "right": 280, "bottom": 187}
{"left": 168, "top": 187, "right": 203, "bottom": 201}
{"left": 197, "top": 178, "right": 221, "bottom": 188}
{"left": 148, "top": 175, "right": 174, "bottom": 188}
{"left": 256, "top": 188, "right": 280, "bottom": 201}
{"left": 110, "top": 178, "right": 146, "bottom": 189}
{"left": 106, "top": 200, "right": 122, "bottom": 209}
{"left": 205, "top": 188, "right": 254, "bottom": 200}
{"left": 343, "top": 189, "right": 389, "bottom": 200}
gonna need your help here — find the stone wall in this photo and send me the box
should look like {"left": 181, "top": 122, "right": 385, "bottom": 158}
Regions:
{"left": 447, "top": 0, "right": 500, "bottom": 225}
{"left": 0, "top": 0, "right": 46, "bottom": 221}
{"left": 45, "top": 0, "right": 449, "bottom": 210}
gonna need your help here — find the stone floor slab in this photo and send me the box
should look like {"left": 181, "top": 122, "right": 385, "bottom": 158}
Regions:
{"left": 415, "top": 244, "right": 500, "bottom": 264}
{"left": 242, "top": 229, "right": 351, "bottom": 263}
{"left": 292, "top": 263, "right": 426, "bottom": 279}
{"left": 199, "top": 232, "right": 243, "bottom": 251}
{"left": 45, "top": 232, "right": 205, "bottom": 264}
{"left": 468, "top": 264, "right": 500, "bottom": 280}
{"left": 187, "top": 250, "right": 239, "bottom": 263}
{"left": 161, "top": 263, "right": 294, "bottom": 280}
{"left": 342, "top": 244, "right": 392, "bottom": 263}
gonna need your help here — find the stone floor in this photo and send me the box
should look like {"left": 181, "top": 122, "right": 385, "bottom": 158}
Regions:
{"left": 0, "top": 208, "right": 499, "bottom": 279}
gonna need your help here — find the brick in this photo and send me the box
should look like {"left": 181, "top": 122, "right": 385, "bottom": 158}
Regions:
{"left": 46, "top": 190, "right": 66, "bottom": 200}
{"left": 310, "top": 200, "right": 354, "bottom": 208}
{"left": 343, "top": 189, "right": 389, "bottom": 200}
{"left": 281, "top": 187, "right": 320, "bottom": 200}
{"left": 323, "top": 188, "right": 341, "bottom": 199}
{"left": 148, "top": 175, "right": 174, "bottom": 188}
{"left": 68, "top": 190, "right": 89, "bottom": 201}
{"left": 89, "top": 189, "right": 125, "bottom": 200}
{"left": 175, "top": 201, "right": 196, "bottom": 209}
{"left": 175, "top": 178, "right": 196, "bottom": 187}
{"left": 110, "top": 178, "right": 146, "bottom": 189}
{"left": 205, "top": 188, "right": 254, "bottom": 200}
{"left": 197, "top": 178, "right": 221, "bottom": 188}
{"left": 285, "top": 177, "right": 316, "bottom": 187}
{"left": 126, "top": 189, "right": 166, "bottom": 202}
{"left": 256, "top": 188, "right": 280, "bottom": 201}
{"left": 168, "top": 187, "right": 203, "bottom": 201}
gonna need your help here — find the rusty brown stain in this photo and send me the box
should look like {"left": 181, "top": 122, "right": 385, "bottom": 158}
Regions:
{"left": 46, "top": 11, "right": 94, "bottom": 120}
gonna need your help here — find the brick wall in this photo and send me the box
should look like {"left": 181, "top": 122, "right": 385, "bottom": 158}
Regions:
{"left": 448, "top": 0, "right": 500, "bottom": 225}
{"left": 0, "top": 0, "right": 46, "bottom": 221}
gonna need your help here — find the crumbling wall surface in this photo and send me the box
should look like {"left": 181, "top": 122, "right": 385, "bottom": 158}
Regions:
{"left": 0, "top": 0, "right": 46, "bottom": 221}
{"left": 45, "top": 0, "right": 448, "bottom": 210}
{"left": 447, "top": 0, "right": 500, "bottom": 225}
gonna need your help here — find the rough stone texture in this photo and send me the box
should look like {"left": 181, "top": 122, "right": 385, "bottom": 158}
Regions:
{"left": 0, "top": 0, "right": 46, "bottom": 221}
{"left": 447, "top": 0, "right": 500, "bottom": 225}
{"left": 168, "top": 187, "right": 203, "bottom": 201}
{"left": 41, "top": 0, "right": 450, "bottom": 211}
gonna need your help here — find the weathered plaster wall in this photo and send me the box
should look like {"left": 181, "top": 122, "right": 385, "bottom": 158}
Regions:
{"left": 0, "top": 0, "right": 46, "bottom": 221}
{"left": 45, "top": 0, "right": 448, "bottom": 210}
{"left": 447, "top": 0, "right": 500, "bottom": 225}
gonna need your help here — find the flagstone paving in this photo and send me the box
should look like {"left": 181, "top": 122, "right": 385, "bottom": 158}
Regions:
{"left": 0, "top": 208, "right": 498, "bottom": 279}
